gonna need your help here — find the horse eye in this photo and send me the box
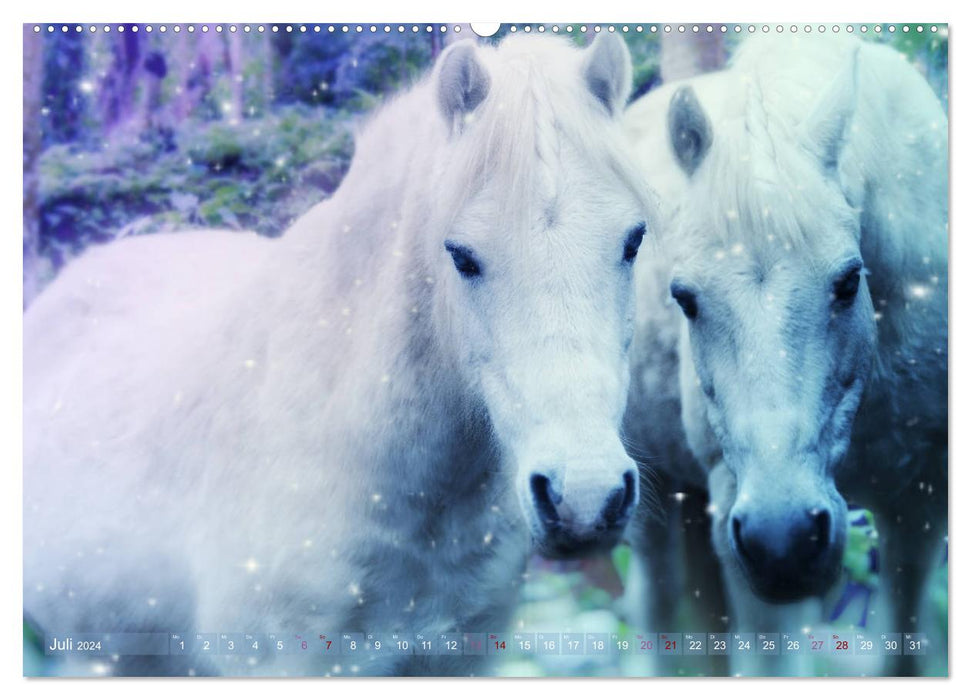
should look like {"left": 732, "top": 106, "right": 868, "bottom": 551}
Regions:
{"left": 670, "top": 280, "right": 699, "bottom": 320}
{"left": 623, "top": 222, "right": 647, "bottom": 263}
{"left": 444, "top": 240, "right": 482, "bottom": 279}
{"left": 832, "top": 261, "right": 863, "bottom": 305}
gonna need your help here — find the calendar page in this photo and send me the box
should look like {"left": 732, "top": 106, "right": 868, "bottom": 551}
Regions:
{"left": 22, "top": 21, "right": 948, "bottom": 678}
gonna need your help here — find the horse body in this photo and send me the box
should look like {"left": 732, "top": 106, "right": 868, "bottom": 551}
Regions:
{"left": 25, "top": 35, "right": 650, "bottom": 676}
{"left": 623, "top": 35, "right": 947, "bottom": 675}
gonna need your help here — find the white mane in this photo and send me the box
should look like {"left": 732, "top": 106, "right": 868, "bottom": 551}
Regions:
{"left": 284, "top": 36, "right": 654, "bottom": 269}
{"left": 673, "top": 77, "right": 858, "bottom": 265}
{"left": 628, "top": 35, "right": 947, "bottom": 285}
{"left": 433, "top": 37, "right": 653, "bottom": 236}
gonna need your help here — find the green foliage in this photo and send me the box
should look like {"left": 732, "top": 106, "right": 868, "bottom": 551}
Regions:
{"left": 624, "top": 32, "right": 662, "bottom": 99}
{"left": 23, "top": 619, "right": 46, "bottom": 676}
{"left": 274, "top": 32, "right": 434, "bottom": 106}
{"left": 843, "top": 509, "right": 880, "bottom": 587}
{"left": 611, "top": 543, "right": 631, "bottom": 581}
{"left": 38, "top": 105, "right": 354, "bottom": 269}
{"left": 883, "top": 26, "right": 949, "bottom": 106}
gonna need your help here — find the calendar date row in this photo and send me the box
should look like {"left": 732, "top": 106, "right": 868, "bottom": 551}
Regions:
{"left": 45, "top": 631, "right": 930, "bottom": 657}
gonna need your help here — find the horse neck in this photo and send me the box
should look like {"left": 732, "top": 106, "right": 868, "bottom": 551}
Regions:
{"left": 848, "top": 80, "right": 947, "bottom": 341}
{"left": 831, "top": 79, "right": 947, "bottom": 412}
{"left": 276, "top": 86, "right": 504, "bottom": 504}
{"left": 364, "top": 261, "right": 502, "bottom": 507}
{"left": 333, "top": 287, "right": 502, "bottom": 526}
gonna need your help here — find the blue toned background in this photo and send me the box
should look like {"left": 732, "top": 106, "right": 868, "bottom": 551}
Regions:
{"left": 22, "top": 23, "right": 948, "bottom": 677}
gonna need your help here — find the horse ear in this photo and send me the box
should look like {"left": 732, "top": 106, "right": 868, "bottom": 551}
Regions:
{"left": 799, "top": 47, "right": 860, "bottom": 171}
{"left": 667, "top": 86, "right": 712, "bottom": 177}
{"left": 582, "top": 33, "right": 632, "bottom": 116}
{"left": 437, "top": 42, "right": 490, "bottom": 133}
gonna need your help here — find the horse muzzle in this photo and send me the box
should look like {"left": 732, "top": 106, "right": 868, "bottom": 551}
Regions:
{"left": 527, "top": 467, "right": 637, "bottom": 560}
{"left": 728, "top": 503, "right": 845, "bottom": 602}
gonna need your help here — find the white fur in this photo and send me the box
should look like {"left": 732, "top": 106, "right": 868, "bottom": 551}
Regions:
{"left": 623, "top": 35, "right": 947, "bottom": 676}
{"left": 23, "top": 35, "right": 651, "bottom": 676}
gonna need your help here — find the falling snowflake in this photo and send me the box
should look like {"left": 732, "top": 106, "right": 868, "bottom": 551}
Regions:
{"left": 909, "top": 284, "right": 930, "bottom": 299}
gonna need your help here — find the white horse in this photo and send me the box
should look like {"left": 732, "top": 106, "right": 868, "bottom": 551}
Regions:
{"left": 623, "top": 35, "right": 947, "bottom": 676}
{"left": 23, "top": 34, "right": 653, "bottom": 676}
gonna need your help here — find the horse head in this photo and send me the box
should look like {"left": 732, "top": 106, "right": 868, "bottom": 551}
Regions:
{"left": 665, "top": 53, "right": 877, "bottom": 601}
{"left": 429, "top": 35, "right": 653, "bottom": 558}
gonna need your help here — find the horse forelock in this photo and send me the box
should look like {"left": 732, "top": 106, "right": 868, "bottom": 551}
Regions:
{"left": 674, "top": 72, "right": 858, "bottom": 274}
{"left": 434, "top": 37, "right": 652, "bottom": 242}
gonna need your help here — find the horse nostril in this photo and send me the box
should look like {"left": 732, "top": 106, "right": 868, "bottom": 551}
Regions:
{"left": 732, "top": 514, "right": 751, "bottom": 562}
{"left": 530, "top": 473, "right": 561, "bottom": 527}
{"left": 622, "top": 470, "right": 636, "bottom": 513}
{"left": 732, "top": 508, "right": 832, "bottom": 570}
{"left": 810, "top": 508, "right": 831, "bottom": 557}
{"left": 601, "top": 489, "right": 624, "bottom": 527}
{"left": 601, "top": 470, "right": 637, "bottom": 526}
